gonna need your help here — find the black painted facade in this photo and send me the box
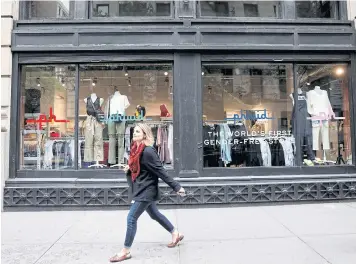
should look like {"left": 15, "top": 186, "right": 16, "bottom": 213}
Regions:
{"left": 4, "top": 1, "right": 356, "bottom": 209}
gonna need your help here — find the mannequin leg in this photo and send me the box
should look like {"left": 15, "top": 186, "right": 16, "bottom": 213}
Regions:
{"left": 321, "top": 121, "right": 330, "bottom": 150}
{"left": 108, "top": 121, "right": 117, "bottom": 164}
{"left": 93, "top": 119, "right": 104, "bottom": 162}
{"left": 84, "top": 116, "right": 94, "bottom": 162}
{"left": 117, "top": 122, "right": 126, "bottom": 164}
{"left": 312, "top": 120, "right": 321, "bottom": 151}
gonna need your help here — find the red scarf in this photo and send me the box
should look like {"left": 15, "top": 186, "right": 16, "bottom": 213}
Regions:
{"left": 128, "top": 142, "right": 146, "bottom": 182}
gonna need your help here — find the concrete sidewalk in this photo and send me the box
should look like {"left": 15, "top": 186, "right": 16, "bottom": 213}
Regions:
{"left": 2, "top": 202, "right": 356, "bottom": 264}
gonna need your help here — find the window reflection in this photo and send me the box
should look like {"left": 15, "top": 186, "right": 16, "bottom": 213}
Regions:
{"left": 202, "top": 63, "right": 294, "bottom": 168}
{"left": 20, "top": 65, "right": 76, "bottom": 170}
{"left": 79, "top": 64, "right": 174, "bottom": 169}
{"left": 296, "top": 1, "right": 338, "bottom": 19}
{"left": 29, "top": 0, "right": 74, "bottom": 19}
{"left": 91, "top": 1, "right": 172, "bottom": 17}
{"left": 199, "top": 1, "right": 281, "bottom": 18}
{"left": 296, "top": 64, "right": 352, "bottom": 166}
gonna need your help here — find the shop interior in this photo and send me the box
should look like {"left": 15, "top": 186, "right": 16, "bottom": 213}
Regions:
{"left": 20, "top": 64, "right": 174, "bottom": 170}
{"left": 202, "top": 63, "right": 352, "bottom": 168}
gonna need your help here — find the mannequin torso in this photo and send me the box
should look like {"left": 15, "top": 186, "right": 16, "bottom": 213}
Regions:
{"left": 84, "top": 93, "right": 104, "bottom": 106}
{"left": 289, "top": 88, "right": 304, "bottom": 105}
{"left": 306, "top": 86, "right": 334, "bottom": 117}
{"left": 108, "top": 91, "right": 130, "bottom": 116}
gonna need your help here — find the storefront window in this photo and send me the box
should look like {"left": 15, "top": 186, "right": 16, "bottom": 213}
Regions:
{"left": 296, "top": 64, "right": 352, "bottom": 166}
{"left": 79, "top": 64, "right": 173, "bottom": 169}
{"left": 199, "top": 1, "right": 281, "bottom": 18}
{"left": 296, "top": 1, "right": 338, "bottom": 19}
{"left": 202, "top": 63, "right": 294, "bottom": 168}
{"left": 91, "top": 1, "right": 172, "bottom": 17}
{"left": 28, "top": 0, "right": 74, "bottom": 19}
{"left": 20, "top": 65, "right": 76, "bottom": 170}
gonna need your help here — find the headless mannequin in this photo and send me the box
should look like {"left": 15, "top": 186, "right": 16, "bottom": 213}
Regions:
{"left": 290, "top": 87, "right": 315, "bottom": 164}
{"left": 289, "top": 88, "right": 303, "bottom": 106}
{"left": 84, "top": 93, "right": 104, "bottom": 107}
{"left": 307, "top": 85, "right": 334, "bottom": 161}
{"left": 107, "top": 86, "right": 130, "bottom": 167}
{"left": 83, "top": 87, "right": 106, "bottom": 168}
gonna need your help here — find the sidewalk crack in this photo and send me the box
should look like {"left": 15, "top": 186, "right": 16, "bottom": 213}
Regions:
{"left": 261, "top": 208, "right": 332, "bottom": 264}
{"left": 32, "top": 225, "right": 74, "bottom": 264}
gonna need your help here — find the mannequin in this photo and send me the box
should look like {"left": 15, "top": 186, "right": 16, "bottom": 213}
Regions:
{"left": 104, "top": 86, "right": 130, "bottom": 167}
{"left": 83, "top": 86, "right": 105, "bottom": 168}
{"left": 306, "top": 85, "right": 334, "bottom": 152}
{"left": 135, "top": 105, "right": 146, "bottom": 118}
{"left": 290, "top": 87, "right": 315, "bottom": 163}
{"left": 289, "top": 88, "right": 302, "bottom": 106}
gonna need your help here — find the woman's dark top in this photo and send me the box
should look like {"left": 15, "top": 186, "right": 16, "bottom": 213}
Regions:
{"left": 126, "top": 146, "right": 181, "bottom": 202}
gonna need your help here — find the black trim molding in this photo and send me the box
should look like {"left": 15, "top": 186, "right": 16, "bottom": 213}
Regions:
{"left": 3, "top": 179, "right": 356, "bottom": 209}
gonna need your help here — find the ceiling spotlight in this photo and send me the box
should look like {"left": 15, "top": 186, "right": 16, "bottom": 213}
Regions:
{"left": 92, "top": 77, "right": 98, "bottom": 86}
{"left": 164, "top": 72, "right": 168, "bottom": 76}
{"left": 335, "top": 67, "right": 344, "bottom": 76}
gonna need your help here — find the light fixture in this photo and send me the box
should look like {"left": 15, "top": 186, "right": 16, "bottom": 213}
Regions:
{"left": 164, "top": 71, "right": 168, "bottom": 76}
{"left": 335, "top": 67, "right": 344, "bottom": 76}
{"left": 61, "top": 77, "right": 65, "bottom": 87}
{"left": 202, "top": 72, "right": 205, "bottom": 76}
{"left": 123, "top": 66, "right": 129, "bottom": 76}
{"left": 92, "top": 77, "right": 97, "bottom": 86}
{"left": 36, "top": 77, "right": 40, "bottom": 87}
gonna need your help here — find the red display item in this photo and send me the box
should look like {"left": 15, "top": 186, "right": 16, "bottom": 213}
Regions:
{"left": 160, "top": 104, "right": 172, "bottom": 117}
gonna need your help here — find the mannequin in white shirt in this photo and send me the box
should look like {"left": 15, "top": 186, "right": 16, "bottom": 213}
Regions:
{"left": 83, "top": 86, "right": 105, "bottom": 168}
{"left": 105, "top": 86, "right": 130, "bottom": 167}
{"left": 306, "top": 85, "right": 334, "bottom": 152}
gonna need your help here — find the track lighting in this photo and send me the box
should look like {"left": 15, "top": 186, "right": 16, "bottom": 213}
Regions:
{"left": 92, "top": 77, "right": 97, "bottom": 86}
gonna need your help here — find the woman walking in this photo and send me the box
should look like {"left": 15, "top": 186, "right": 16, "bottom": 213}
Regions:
{"left": 110, "top": 123, "right": 186, "bottom": 263}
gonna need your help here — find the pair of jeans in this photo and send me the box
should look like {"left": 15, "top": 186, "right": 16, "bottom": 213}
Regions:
{"left": 124, "top": 201, "right": 174, "bottom": 248}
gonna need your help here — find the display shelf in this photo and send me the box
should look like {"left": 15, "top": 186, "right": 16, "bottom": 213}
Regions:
{"left": 24, "top": 157, "right": 41, "bottom": 161}
{"left": 22, "top": 130, "right": 46, "bottom": 134}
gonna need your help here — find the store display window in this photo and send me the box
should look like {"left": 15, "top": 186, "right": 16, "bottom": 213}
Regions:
{"left": 78, "top": 64, "right": 174, "bottom": 169}
{"left": 296, "top": 64, "right": 352, "bottom": 166}
{"left": 202, "top": 62, "right": 352, "bottom": 169}
{"left": 202, "top": 63, "right": 295, "bottom": 168}
{"left": 19, "top": 65, "right": 76, "bottom": 170}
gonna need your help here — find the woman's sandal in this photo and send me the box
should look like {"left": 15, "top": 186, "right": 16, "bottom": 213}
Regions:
{"left": 167, "top": 233, "right": 184, "bottom": 248}
{"left": 109, "top": 252, "right": 132, "bottom": 263}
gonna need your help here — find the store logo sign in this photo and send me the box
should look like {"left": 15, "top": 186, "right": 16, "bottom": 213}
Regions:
{"left": 225, "top": 109, "right": 274, "bottom": 123}
{"left": 26, "top": 107, "right": 70, "bottom": 126}
{"left": 102, "top": 111, "right": 152, "bottom": 123}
